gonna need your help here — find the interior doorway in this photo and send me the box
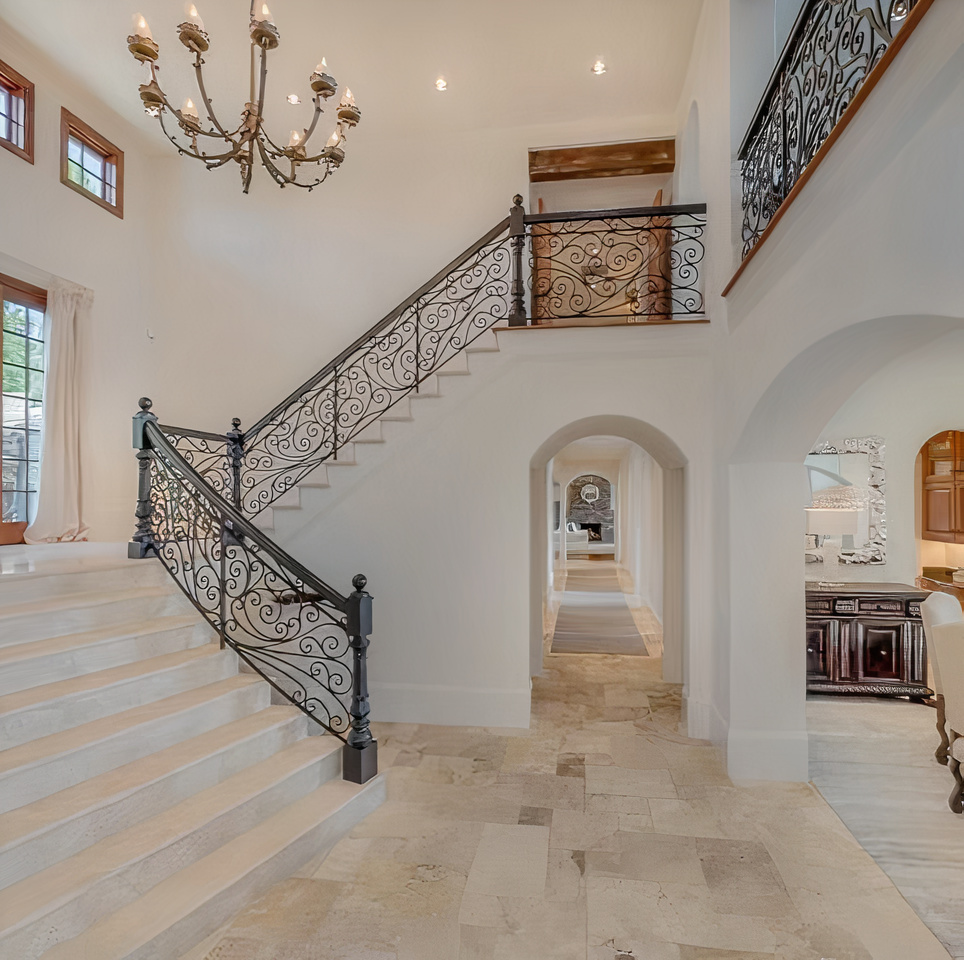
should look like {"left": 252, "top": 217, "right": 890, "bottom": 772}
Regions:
{"left": 549, "top": 437, "right": 662, "bottom": 659}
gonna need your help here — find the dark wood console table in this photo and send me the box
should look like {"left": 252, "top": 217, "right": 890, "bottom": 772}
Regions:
{"left": 805, "top": 582, "right": 932, "bottom": 698}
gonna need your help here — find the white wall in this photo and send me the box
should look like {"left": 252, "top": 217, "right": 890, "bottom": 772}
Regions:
{"left": 0, "top": 27, "right": 176, "bottom": 540}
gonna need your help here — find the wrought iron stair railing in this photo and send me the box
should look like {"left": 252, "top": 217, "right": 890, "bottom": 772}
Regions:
{"left": 738, "top": 0, "right": 919, "bottom": 257}
{"left": 129, "top": 196, "right": 707, "bottom": 784}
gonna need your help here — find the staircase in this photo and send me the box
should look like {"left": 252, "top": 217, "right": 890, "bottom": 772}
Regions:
{"left": 0, "top": 546, "right": 384, "bottom": 960}
{"left": 252, "top": 328, "right": 502, "bottom": 532}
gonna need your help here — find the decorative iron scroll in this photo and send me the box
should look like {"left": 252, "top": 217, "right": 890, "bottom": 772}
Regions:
{"left": 528, "top": 209, "right": 706, "bottom": 323}
{"left": 237, "top": 229, "right": 512, "bottom": 514}
{"left": 739, "top": 0, "right": 916, "bottom": 256}
{"left": 146, "top": 423, "right": 353, "bottom": 737}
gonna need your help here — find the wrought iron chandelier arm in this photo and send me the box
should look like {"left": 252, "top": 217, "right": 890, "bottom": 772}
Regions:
{"left": 192, "top": 57, "right": 231, "bottom": 138}
{"left": 143, "top": 419, "right": 349, "bottom": 611}
{"left": 157, "top": 111, "right": 239, "bottom": 163}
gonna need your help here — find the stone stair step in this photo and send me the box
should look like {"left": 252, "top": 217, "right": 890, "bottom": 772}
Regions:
{"left": 38, "top": 774, "right": 386, "bottom": 960}
{"left": 465, "top": 329, "right": 500, "bottom": 353}
{"left": 0, "top": 676, "right": 269, "bottom": 814}
{"left": 0, "top": 555, "right": 168, "bottom": 608}
{"left": 0, "top": 737, "right": 342, "bottom": 960}
{"left": 0, "top": 586, "right": 194, "bottom": 647}
{"left": 0, "top": 706, "right": 307, "bottom": 891}
{"left": 0, "top": 643, "right": 234, "bottom": 748}
{"left": 0, "top": 616, "right": 212, "bottom": 696}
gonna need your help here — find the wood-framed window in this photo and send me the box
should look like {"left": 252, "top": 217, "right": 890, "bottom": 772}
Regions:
{"left": 60, "top": 108, "right": 124, "bottom": 218}
{"left": 0, "top": 57, "right": 34, "bottom": 164}
{"left": 0, "top": 272, "right": 47, "bottom": 545}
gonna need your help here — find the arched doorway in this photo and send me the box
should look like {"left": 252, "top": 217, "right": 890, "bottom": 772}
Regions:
{"left": 529, "top": 415, "right": 687, "bottom": 685}
{"left": 728, "top": 314, "right": 964, "bottom": 780}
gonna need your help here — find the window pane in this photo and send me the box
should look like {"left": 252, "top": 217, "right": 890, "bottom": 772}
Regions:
{"left": 3, "top": 363, "right": 25, "bottom": 396}
{"left": 2, "top": 427, "right": 26, "bottom": 464}
{"left": 67, "top": 159, "right": 84, "bottom": 188}
{"left": 2, "top": 394, "right": 25, "bottom": 427}
{"left": 67, "top": 136, "right": 83, "bottom": 164}
{"left": 27, "top": 338, "right": 43, "bottom": 370}
{"left": 27, "top": 462, "right": 40, "bottom": 492}
{"left": 0, "top": 87, "right": 8, "bottom": 143}
{"left": 2, "top": 490, "right": 27, "bottom": 524}
{"left": 2, "top": 458, "right": 22, "bottom": 489}
{"left": 26, "top": 369, "right": 43, "bottom": 402}
{"left": 3, "top": 302, "right": 26, "bottom": 335}
{"left": 27, "top": 309, "right": 43, "bottom": 339}
{"left": 2, "top": 333, "right": 25, "bottom": 366}
{"left": 82, "top": 145, "right": 104, "bottom": 178}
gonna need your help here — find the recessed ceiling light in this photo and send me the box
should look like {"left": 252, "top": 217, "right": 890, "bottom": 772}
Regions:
{"left": 591, "top": 60, "right": 606, "bottom": 75}
{"left": 435, "top": 77, "right": 447, "bottom": 91}
{"left": 286, "top": 94, "right": 301, "bottom": 104}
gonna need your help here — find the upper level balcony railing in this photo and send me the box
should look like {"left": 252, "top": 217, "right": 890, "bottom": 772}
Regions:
{"left": 738, "top": 0, "right": 920, "bottom": 258}
{"left": 523, "top": 204, "right": 707, "bottom": 326}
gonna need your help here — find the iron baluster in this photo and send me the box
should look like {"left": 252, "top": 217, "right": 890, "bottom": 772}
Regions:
{"left": 507, "top": 194, "right": 527, "bottom": 326}
{"left": 332, "top": 366, "right": 340, "bottom": 461}
{"left": 343, "top": 573, "right": 377, "bottom": 783}
{"left": 129, "top": 397, "right": 159, "bottom": 559}
{"left": 414, "top": 297, "right": 421, "bottom": 394}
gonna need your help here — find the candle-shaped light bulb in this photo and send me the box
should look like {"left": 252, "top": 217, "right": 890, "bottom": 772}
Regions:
{"left": 288, "top": 129, "right": 302, "bottom": 147}
{"left": 326, "top": 129, "right": 340, "bottom": 148}
{"left": 341, "top": 87, "right": 355, "bottom": 107}
{"left": 253, "top": 2, "right": 273, "bottom": 22}
{"left": 132, "top": 13, "right": 154, "bottom": 40}
{"left": 181, "top": 97, "right": 199, "bottom": 122}
{"left": 185, "top": 3, "right": 205, "bottom": 29}
{"left": 315, "top": 57, "right": 329, "bottom": 74}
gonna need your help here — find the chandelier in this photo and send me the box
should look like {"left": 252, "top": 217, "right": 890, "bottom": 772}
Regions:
{"left": 126, "top": 2, "right": 361, "bottom": 193}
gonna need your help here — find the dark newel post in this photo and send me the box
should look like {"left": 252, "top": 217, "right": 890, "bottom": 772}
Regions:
{"left": 343, "top": 573, "right": 377, "bottom": 783}
{"left": 129, "top": 397, "right": 158, "bottom": 559}
{"left": 507, "top": 194, "right": 528, "bottom": 327}
{"left": 226, "top": 417, "right": 244, "bottom": 513}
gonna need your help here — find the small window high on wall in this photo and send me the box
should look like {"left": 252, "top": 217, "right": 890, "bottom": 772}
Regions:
{"left": 1, "top": 274, "right": 46, "bottom": 544}
{"left": 60, "top": 108, "right": 124, "bottom": 218}
{"left": 0, "top": 57, "right": 34, "bottom": 164}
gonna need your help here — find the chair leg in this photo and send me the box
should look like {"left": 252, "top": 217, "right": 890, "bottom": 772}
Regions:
{"left": 950, "top": 756, "right": 964, "bottom": 815}
{"left": 936, "top": 694, "right": 950, "bottom": 766}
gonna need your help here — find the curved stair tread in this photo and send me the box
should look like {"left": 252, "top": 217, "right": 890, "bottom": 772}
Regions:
{"left": 38, "top": 775, "right": 385, "bottom": 960}
{"left": 0, "top": 737, "right": 342, "bottom": 946}
{"left": 0, "top": 706, "right": 305, "bottom": 864}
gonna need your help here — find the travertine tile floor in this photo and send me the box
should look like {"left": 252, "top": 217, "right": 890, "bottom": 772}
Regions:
{"left": 191, "top": 655, "right": 951, "bottom": 960}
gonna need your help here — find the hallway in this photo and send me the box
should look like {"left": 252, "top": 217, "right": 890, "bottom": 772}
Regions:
{"left": 550, "top": 559, "right": 662, "bottom": 658}
{"left": 188, "top": 654, "right": 949, "bottom": 960}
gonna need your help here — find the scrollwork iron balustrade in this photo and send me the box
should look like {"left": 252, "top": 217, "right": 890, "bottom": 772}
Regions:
{"left": 525, "top": 205, "right": 706, "bottom": 323}
{"left": 226, "top": 219, "right": 513, "bottom": 515}
{"left": 739, "top": 0, "right": 918, "bottom": 256}
{"left": 131, "top": 407, "right": 376, "bottom": 779}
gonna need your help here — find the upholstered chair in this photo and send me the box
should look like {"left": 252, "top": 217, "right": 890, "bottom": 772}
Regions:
{"left": 930, "top": 620, "right": 964, "bottom": 814}
{"left": 921, "top": 592, "right": 964, "bottom": 764}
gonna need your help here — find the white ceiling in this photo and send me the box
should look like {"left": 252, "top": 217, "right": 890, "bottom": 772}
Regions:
{"left": 0, "top": 0, "right": 704, "bottom": 146}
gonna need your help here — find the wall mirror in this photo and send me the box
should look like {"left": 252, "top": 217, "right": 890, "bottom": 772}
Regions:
{"left": 805, "top": 436, "right": 885, "bottom": 568}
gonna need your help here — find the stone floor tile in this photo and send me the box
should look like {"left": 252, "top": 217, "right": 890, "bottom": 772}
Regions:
{"left": 464, "top": 823, "right": 551, "bottom": 898}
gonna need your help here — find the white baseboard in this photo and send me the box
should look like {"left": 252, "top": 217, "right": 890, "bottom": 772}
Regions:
{"left": 726, "top": 727, "right": 810, "bottom": 782}
{"left": 368, "top": 680, "right": 531, "bottom": 729}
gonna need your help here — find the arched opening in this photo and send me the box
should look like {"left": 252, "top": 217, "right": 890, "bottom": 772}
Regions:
{"left": 727, "top": 315, "right": 964, "bottom": 781}
{"left": 530, "top": 415, "right": 687, "bottom": 685}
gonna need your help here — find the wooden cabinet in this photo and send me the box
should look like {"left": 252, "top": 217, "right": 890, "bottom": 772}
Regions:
{"left": 921, "top": 430, "right": 964, "bottom": 543}
{"left": 805, "top": 583, "right": 931, "bottom": 698}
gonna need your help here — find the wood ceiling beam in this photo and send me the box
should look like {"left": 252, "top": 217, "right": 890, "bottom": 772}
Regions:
{"left": 529, "top": 139, "right": 675, "bottom": 183}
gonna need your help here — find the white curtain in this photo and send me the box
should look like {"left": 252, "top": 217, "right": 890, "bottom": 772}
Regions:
{"left": 24, "top": 279, "right": 92, "bottom": 543}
